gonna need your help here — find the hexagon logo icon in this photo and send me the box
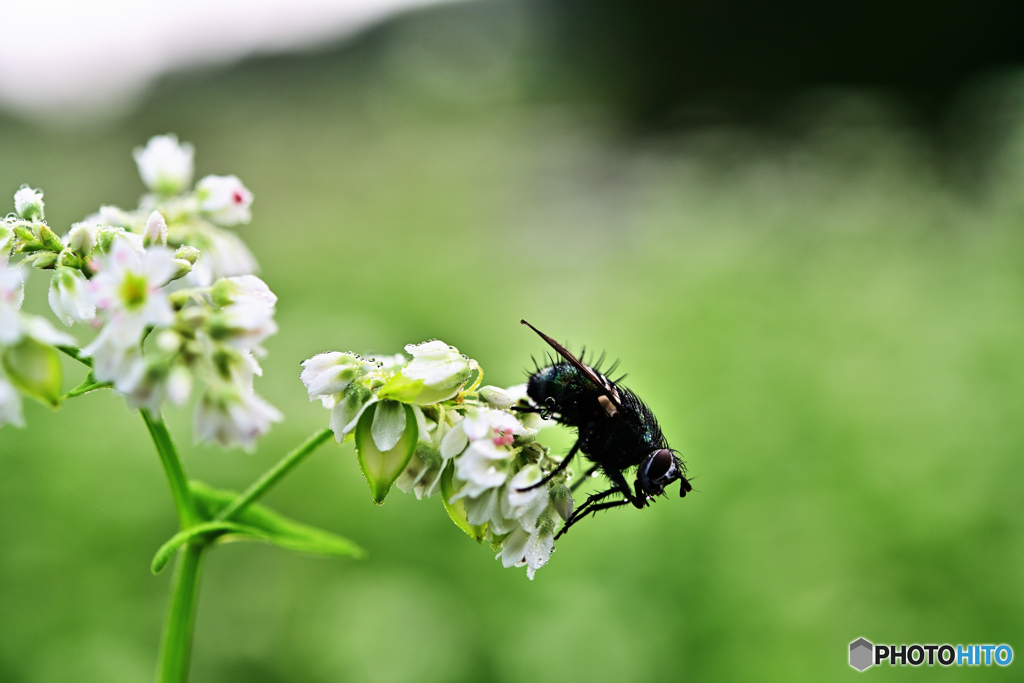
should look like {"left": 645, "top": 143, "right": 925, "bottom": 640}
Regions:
{"left": 850, "top": 638, "right": 873, "bottom": 671}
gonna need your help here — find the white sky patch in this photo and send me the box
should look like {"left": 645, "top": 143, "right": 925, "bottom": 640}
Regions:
{"left": 0, "top": 0, "right": 453, "bottom": 121}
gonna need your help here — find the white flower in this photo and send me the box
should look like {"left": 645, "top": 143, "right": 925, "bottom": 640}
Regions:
{"left": 504, "top": 383, "right": 554, "bottom": 431}
{"left": 0, "top": 266, "right": 26, "bottom": 344}
{"left": 83, "top": 323, "right": 144, "bottom": 390}
{"left": 395, "top": 442, "right": 446, "bottom": 499}
{"left": 502, "top": 466, "right": 551, "bottom": 531}
{"left": 369, "top": 353, "right": 406, "bottom": 373}
{"left": 13, "top": 186, "right": 43, "bottom": 221}
{"left": 211, "top": 275, "right": 276, "bottom": 308}
{"left": 0, "top": 375, "right": 25, "bottom": 428}
{"left": 188, "top": 227, "right": 258, "bottom": 286}
{"left": 143, "top": 211, "right": 168, "bottom": 246}
{"left": 194, "top": 383, "right": 282, "bottom": 451}
{"left": 196, "top": 174, "right": 253, "bottom": 226}
{"left": 395, "top": 409, "right": 448, "bottom": 498}
{"left": 300, "top": 352, "right": 376, "bottom": 404}
{"left": 48, "top": 267, "right": 96, "bottom": 326}
{"left": 134, "top": 134, "right": 194, "bottom": 195}
{"left": 328, "top": 384, "right": 375, "bottom": 441}
{"left": 0, "top": 265, "right": 74, "bottom": 347}
{"left": 93, "top": 206, "right": 135, "bottom": 228}
{"left": 379, "top": 340, "right": 473, "bottom": 405}
{"left": 500, "top": 515, "right": 556, "bottom": 580}
{"left": 67, "top": 222, "right": 99, "bottom": 255}
{"left": 118, "top": 358, "right": 192, "bottom": 417}
{"left": 209, "top": 300, "right": 277, "bottom": 351}
{"left": 120, "top": 361, "right": 192, "bottom": 416}
{"left": 478, "top": 385, "right": 514, "bottom": 409}
{"left": 464, "top": 486, "right": 518, "bottom": 534}
{"left": 84, "top": 241, "right": 176, "bottom": 385}
{"left": 88, "top": 240, "right": 175, "bottom": 327}
{"left": 445, "top": 407, "right": 529, "bottom": 499}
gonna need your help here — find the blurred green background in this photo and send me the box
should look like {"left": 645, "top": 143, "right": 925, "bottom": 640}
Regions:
{"left": 3, "top": 1, "right": 1024, "bottom": 681}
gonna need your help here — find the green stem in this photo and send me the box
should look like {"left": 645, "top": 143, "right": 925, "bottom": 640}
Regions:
{"left": 156, "top": 542, "right": 204, "bottom": 683}
{"left": 141, "top": 410, "right": 200, "bottom": 529}
{"left": 216, "top": 427, "right": 333, "bottom": 521}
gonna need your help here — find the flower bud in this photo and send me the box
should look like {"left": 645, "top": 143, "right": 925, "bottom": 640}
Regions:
{"left": 13, "top": 186, "right": 44, "bottom": 221}
{"left": 1, "top": 337, "right": 64, "bottom": 407}
{"left": 155, "top": 330, "right": 182, "bottom": 354}
{"left": 176, "top": 306, "right": 208, "bottom": 330}
{"left": 478, "top": 385, "right": 513, "bottom": 409}
{"left": 31, "top": 252, "right": 58, "bottom": 269}
{"left": 378, "top": 340, "right": 473, "bottom": 405}
{"left": 37, "top": 225, "right": 62, "bottom": 253}
{"left": 550, "top": 484, "right": 575, "bottom": 521}
{"left": 300, "top": 352, "right": 376, "bottom": 402}
{"left": 143, "top": 211, "right": 168, "bottom": 247}
{"left": 48, "top": 267, "right": 96, "bottom": 326}
{"left": 96, "top": 205, "right": 133, "bottom": 228}
{"left": 169, "top": 259, "right": 193, "bottom": 281}
{"left": 195, "top": 174, "right": 253, "bottom": 226}
{"left": 67, "top": 222, "right": 99, "bottom": 255}
{"left": 173, "top": 245, "right": 201, "bottom": 265}
{"left": 211, "top": 275, "right": 276, "bottom": 308}
{"left": 133, "top": 134, "right": 194, "bottom": 195}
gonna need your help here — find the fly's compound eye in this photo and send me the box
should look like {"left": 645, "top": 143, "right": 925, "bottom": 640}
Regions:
{"left": 639, "top": 448, "right": 679, "bottom": 496}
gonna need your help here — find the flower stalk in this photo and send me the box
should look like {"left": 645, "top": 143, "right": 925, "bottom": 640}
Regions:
{"left": 156, "top": 542, "right": 205, "bottom": 683}
{"left": 215, "top": 427, "right": 333, "bottom": 521}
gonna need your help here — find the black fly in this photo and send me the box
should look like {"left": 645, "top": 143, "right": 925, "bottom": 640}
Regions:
{"left": 515, "top": 320, "right": 691, "bottom": 539}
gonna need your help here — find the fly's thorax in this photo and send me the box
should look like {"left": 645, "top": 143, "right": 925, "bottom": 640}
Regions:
{"left": 528, "top": 363, "right": 606, "bottom": 423}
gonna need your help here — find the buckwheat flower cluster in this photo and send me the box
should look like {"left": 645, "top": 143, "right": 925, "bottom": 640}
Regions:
{"left": 0, "top": 136, "right": 280, "bottom": 451}
{"left": 302, "top": 340, "right": 573, "bottom": 579}
{"left": 105, "top": 134, "right": 258, "bottom": 287}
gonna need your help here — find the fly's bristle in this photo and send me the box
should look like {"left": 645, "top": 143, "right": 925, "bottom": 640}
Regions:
{"left": 606, "top": 359, "right": 621, "bottom": 376}
{"left": 594, "top": 351, "right": 607, "bottom": 372}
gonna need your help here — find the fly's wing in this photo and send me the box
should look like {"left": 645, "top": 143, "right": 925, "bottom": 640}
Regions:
{"left": 521, "top": 319, "right": 623, "bottom": 411}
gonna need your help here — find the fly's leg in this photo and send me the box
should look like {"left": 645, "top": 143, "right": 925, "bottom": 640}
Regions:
{"left": 606, "top": 468, "right": 647, "bottom": 509}
{"left": 555, "top": 498, "right": 630, "bottom": 539}
{"left": 570, "top": 464, "right": 600, "bottom": 493}
{"left": 555, "top": 487, "right": 620, "bottom": 539}
{"left": 568, "top": 486, "right": 619, "bottom": 521}
{"left": 517, "top": 423, "right": 593, "bottom": 492}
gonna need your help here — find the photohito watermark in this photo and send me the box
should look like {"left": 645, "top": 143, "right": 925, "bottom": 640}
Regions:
{"left": 849, "top": 638, "right": 1013, "bottom": 671}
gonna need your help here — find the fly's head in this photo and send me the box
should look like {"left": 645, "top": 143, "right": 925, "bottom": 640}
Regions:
{"left": 638, "top": 448, "right": 691, "bottom": 498}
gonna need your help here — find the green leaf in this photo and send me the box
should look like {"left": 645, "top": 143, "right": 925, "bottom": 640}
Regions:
{"left": 187, "top": 481, "right": 364, "bottom": 559}
{"left": 64, "top": 371, "right": 112, "bottom": 399}
{"left": 151, "top": 521, "right": 257, "bottom": 573}
{"left": 355, "top": 402, "right": 418, "bottom": 504}
{"left": 377, "top": 371, "right": 425, "bottom": 403}
{"left": 440, "top": 461, "right": 487, "bottom": 543}
{"left": 2, "top": 337, "right": 63, "bottom": 407}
